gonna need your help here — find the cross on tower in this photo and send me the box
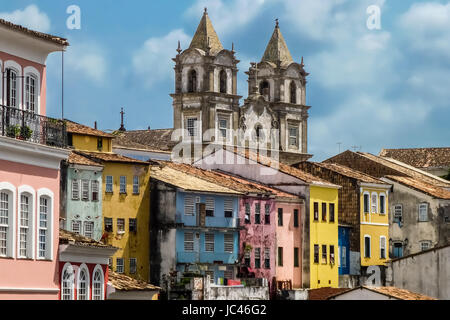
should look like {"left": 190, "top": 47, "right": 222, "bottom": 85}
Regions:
{"left": 119, "top": 108, "right": 126, "bottom": 131}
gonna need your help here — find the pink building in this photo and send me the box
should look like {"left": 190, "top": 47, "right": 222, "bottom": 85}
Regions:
{"left": 0, "top": 19, "right": 69, "bottom": 299}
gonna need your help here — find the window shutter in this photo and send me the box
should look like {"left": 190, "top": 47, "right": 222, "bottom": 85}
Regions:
{"left": 185, "top": 196, "right": 195, "bottom": 215}
{"left": 72, "top": 180, "right": 80, "bottom": 200}
{"left": 224, "top": 233, "right": 233, "bottom": 253}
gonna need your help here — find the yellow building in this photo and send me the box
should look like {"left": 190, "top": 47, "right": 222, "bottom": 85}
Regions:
{"left": 309, "top": 184, "right": 340, "bottom": 289}
{"left": 66, "top": 120, "right": 114, "bottom": 152}
{"left": 360, "top": 185, "right": 390, "bottom": 267}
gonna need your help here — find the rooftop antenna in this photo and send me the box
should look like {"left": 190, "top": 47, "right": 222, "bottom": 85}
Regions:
{"left": 337, "top": 142, "right": 342, "bottom": 154}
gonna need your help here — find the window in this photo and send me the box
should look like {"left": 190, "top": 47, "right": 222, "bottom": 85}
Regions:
{"left": 224, "top": 233, "right": 234, "bottom": 253}
{"left": 255, "top": 203, "right": 261, "bottom": 224}
{"left": 245, "top": 203, "right": 250, "bottom": 224}
{"left": 119, "top": 176, "right": 126, "bottom": 194}
{"left": 363, "top": 193, "right": 370, "bottom": 213}
{"left": 133, "top": 176, "right": 139, "bottom": 194}
{"left": 205, "top": 271, "right": 214, "bottom": 284}
{"left": 290, "top": 81, "right": 297, "bottom": 104}
{"left": 84, "top": 221, "right": 94, "bottom": 238}
{"left": 129, "top": 218, "right": 137, "bottom": 232}
{"left": 380, "top": 194, "right": 386, "bottom": 214}
{"left": 278, "top": 247, "right": 283, "bottom": 267}
{"left": 294, "top": 247, "right": 299, "bottom": 267}
{"left": 72, "top": 180, "right": 80, "bottom": 200}
{"left": 264, "top": 247, "right": 270, "bottom": 269}
{"left": 364, "top": 236, "right": 371, "bottom": 258}
{"left": 294, "top": 209, "right": 299, "bottom": 227}
{"left": 341, "top": 246, "right": 347, "bottom": 267}
{"left": 184, "top": 232, "right": 194, "bottom": 251}
{"left": 420, "top": 241, "right": 431, "bottom": 251}
{"left": 244, "top": 250, "right": 251, "bottom": 267}
{"left": 0, "top": 192, "right": 12, "bottom": 257}
{"left": 224, "top": 267, "right": 233, "bottom": 280}
{"left": 81, "top": 180, "right": 89, "bottom": 201}
{"left": 314, "top": 202, "right": 319, "bottom": 221}
{"left": 77, "top": 266, "right": 89, "bottom": 300}
{"left": 278, "top": 208, "right": 283, "bottom": 226}
{"left": 205, "top": 197, "right": 215, "bottom": 217}
{"left": 254, "top": 248, "right": 261, "bottom": 269}
{"left": 72, "top": 220, "right": 81, "bottom": 234}
{"left": 25, "top": 75, "right": 37, "bottom": 112}
{"left": 61, "top": 264, "right": 74, "bottom": 300}
{"left": 224, "top": 198, "right": 233, "bottom": 218}
{"left": 38, "top": 196, "right": 50, "bottom": 259}
{"left": 116, "top": 258, "right": 124, "bottom": 273}
{"left": 106, "top": 176, "right": 113, "bottom": 193}
{"left": 129, "top": 258, "right": 137, "bottom": 274}
{"left": 205, "top": 233, "right": 215, "bottom": 252}
{"left": 185, "top": 195, "right": 195, "bottom": 215}
{"left": 117, "top": 219, "right": 125, "bottom": 233}
{"left": 322, "top": 203, "right": 327, "bottom": 222}
{"left": 329, "top": 203, "right": 335, "bottom": 222}
{"left": 394, "top": 205, "right": 403, "bottom": 223}
{"left": 188, "top": 69, "right": 197, "bottom": 93}
{"left": 380, "top": 236, "right": 386, "bottom": 259}
{"left": 92, "top": 266, "right": 104, "bottom": 300}
{"left": 322, "top": 245, "right": 327, "bottom": 264}
{"left": 314, "top": 245, "right": 319, "bottom": 263}
{"left": 288, "top": 126, "right": 298, "bottom": 147}
{"left": 259, "top": 81, "right": 270, "bottom": 101}
{"left": 186, "top": 117, "right": 198, "bottom": 138}
{"left": 97, "top": 138, "right": 103, "bottom": 151}
{"left": 219, "top": 70, "right": 227, "bottom": 93}
{"left": 6, "top": 68, "right": 18, "bottom": 107}
{"left": 19, "top": 194, "right": 31, "bottom": 258}
{"left": 419, "top": 203, "right": 428, "bottom": 222}
{"left": 91, "top": 181, "right": 99, "bottom": 201}
{"left": 218, "top": 117, "right": 228, "bottom": 141}
{"left": 393, "top": 242, "right": 403, "bottom": 258}
{"left": 330, "top": 245, "right": 335, "bottom": 264}
{"left": 264, "top": 204, "right": 270, "bottom": 224}
{"left": 104, "top": 217, "right": 113, "bottom": 232}
{"left": 371, "top": 193, "right": 378, "bottom": 213}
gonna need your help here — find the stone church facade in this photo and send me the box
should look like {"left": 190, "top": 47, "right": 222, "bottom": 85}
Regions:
{"left": 171, "top": 9, "right": 312, "bottom": 165}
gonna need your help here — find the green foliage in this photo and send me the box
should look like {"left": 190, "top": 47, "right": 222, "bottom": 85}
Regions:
{"left": 20, "top": 126, "right": 33, "bottom": 140}
{"left": 6, "top": 125, "right": 20, "bottom": 138}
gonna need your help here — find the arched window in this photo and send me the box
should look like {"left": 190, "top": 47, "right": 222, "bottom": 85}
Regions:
{"left": 61, "top": 263, "right": 75, "bottom": 300}
{"left": 18, "top": 191, "right": 34, "bottom": 259}
{"left": 290, "top": 81, "right": 297, "bottom": 104}
{"left": 188, "top": 69, "right": 197, "bottom": 93}
{"left": 5, "top": 68, "right": 18, "bottom": 108}
{"left": 219, "top": 70, "right": 227, "bottom": 93}
{"left": 92, "top": 265, "right": 104, "bottom": 300}
{"left": 77, "top": 264, "right": 90, "bottom": 300}
{"left": 259, "top": 81, "right": 270, "bottom": 101}
{"left": 25, "top": 74, "right": 37, "bottom": 113}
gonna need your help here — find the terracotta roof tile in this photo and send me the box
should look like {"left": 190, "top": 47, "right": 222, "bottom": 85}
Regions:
{"left": 108, "top": 270, "right": 161, "bottom": 291}
{"left": 0, "top": 18, "right": 68, "bottom": 46}
{"left": 380, "top": 147, "right": 450, "bottom": 169}
{"left": 362, "top": 286, "right": 437, "bottom": 300}
{"left": 385, "top": 175, "right": 450, "bottom": 199}
{"left": 113, "top": 129, "right": 176, "bottom": 153}
{"left": 308, "top": 287, "right": 351, "bottom": 300}
{"left": 65, "top": 120, "right": 115, "bottom": 138}
{"left": 76, "top": 151, "right": 149, "bottom": 165}
{"left": 59, "top": 229, "right": 117, "bottom": 249}
{"left": 68, "top": 152, "right": 103, "bottom": 167}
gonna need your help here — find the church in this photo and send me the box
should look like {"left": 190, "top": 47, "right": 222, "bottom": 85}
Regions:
{"left": 115, "top": 8, "right": 312, "bottom": 165}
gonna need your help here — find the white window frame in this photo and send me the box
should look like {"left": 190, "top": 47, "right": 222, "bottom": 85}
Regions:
{"left": 18, "top": 187, "right": 35, "bottom": 259}
{"left": 133, "top": 176, "right": 139, "bottom": 194}
{"left": 117, "top": 218, "right": 125, "bottom": 233}
{"left": 205, "top": 197, "right": 215, "bottom": 217}
{"left": 419, "top": 203, "right": 428, "bottom": 222}
{"left": 129, "top": 258, "right": 137, "bottom": 274}
{"left": 4, "top": 61, "right": 22, "bottom": 109}
{"left": 116, "top": 258, "right": 124, "bottom": 273}
{"left": 224, "top": 233, "right": 233, "bottom": 253}
{"left": 72, "top": 220, "right": 81, "bottom": 235}
{"left": 24, "top": 66, "right": 40, "bottom": 114}
{"left": 81, "top": 180, "right": 89, "bottom": 201}
{"left": 186, "top": 117, "right": 198, "bottom": 138}
{"left": 205, "top": 233, "right": 215, "bottom": 252}
{"left": 184, "top": 232, "right": 194, "bottom": 251}
{"left": 288, "top": 125, "right": 298, "bottom": 148}
{"left": 371, "top": 192, "right": 378, "bottom": 214}
{"left": 379, "top": 193, "right": 386, "bottom": 215}
{"left": 25, "top": 74, "right": 37, "bottom": 113}
{"left": 394, "top": 204, "right": 403, "bottom": 223}
{"left": 37, "top": 189, "right": 53, "bottom": 261}
{"left": 364, "top": 235, "right": 371, "bottom": 258}
{"left": 184, "top": 195, "right": 195, "bottom": 216}
{"left": 77, "top": 263, "right": 90, "bottom": 300}
{"left": 72, "top": 180, "right": 80, "bottom": 200}
{"left": 363, "top": 192, "right": 370, "bottom": 215}
{"left": 83, "top": 221, "right": 94, "bottom": 238}
{"left": 105, "top": 176, "right": 113, "bottom": 193}
{"left": 61, "top": 262, "right": 75, "bottom": 300}
{"left": 420, "top": 241, "right": 431, "bottom": 251}
{"left": 92, "top": 264, "right": 104, "bottom": 300}
{"left": 91, "top": 180, "right": 99, "bottom": 201}
{"left": 380, "top": 236, "right": 386, "bottom": 259}
{"left": 0, "top": 182, "right": 16, "bottom": 258}
{"left": 119, "top": 176, "right": 126, "bottom": 194}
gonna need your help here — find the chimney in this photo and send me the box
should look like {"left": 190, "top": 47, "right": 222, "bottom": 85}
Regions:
{"left": 94, "top": 121, "right": 97, "bottom": 129}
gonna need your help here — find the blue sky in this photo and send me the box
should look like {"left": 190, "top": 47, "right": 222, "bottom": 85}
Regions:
{"left": 1, "top": 0, "right": 449, "bottom": 161}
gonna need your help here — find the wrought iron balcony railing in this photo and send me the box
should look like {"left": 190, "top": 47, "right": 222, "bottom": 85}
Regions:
{"left": 0, "top": 104, "right": 67, "bottom": 148}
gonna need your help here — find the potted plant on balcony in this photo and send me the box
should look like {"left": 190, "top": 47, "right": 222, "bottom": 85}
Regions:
{"left": 19, "top": 125, "right": 33, "bottom": 141}
{"left": 6, "top": 125, "right": 20, "bottom": 138}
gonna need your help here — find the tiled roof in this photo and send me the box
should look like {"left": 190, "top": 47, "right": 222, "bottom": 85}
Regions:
{"left": 112, "top": 129, "right": 176, "bottom": 153}
{"left": 59, "top": 229, "right": 116, "bottom": 249}
{"left": 68, "top": 152, "right": 103, "bottom": 167}
{"left": 150, "top": 163, "right": 242, "bottom": 195}
{"left": 0, "top": 18, "right": 69, "bottom": 46}
{"left": 385, "top": 175, "right": 450, "bottom": 200}
{"left": 261, "top": 23, "right": 293, "bottom": 64}
{"left": 65, "top": 120, "right": 115, "bottom": 138}
{"left": 76, "top": 151, "right": 149, "bottom": 165}
{"left": 308, "top": 287, "right": 351, "bottom": 300}
{"left": 189, "top": 9, "right": 223, "bottom": 55}
{"left": 300, "top": 161, "right": 389, "bottom": 185}
{"left": 380, "top": 147, "right": 450, "bottom": 169}
{"left": 108, "top": 270, "right": 161, "bottom": 291}
{"left": 362, "top": 286, "right": 437, "bottom": 300}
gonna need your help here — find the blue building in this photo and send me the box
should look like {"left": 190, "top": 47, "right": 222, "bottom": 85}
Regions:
{"left": 149, "top": 161, "right": 243, "bottom": 286}
{"left": 338, "top": 226, "right": 351, "bottom": 275}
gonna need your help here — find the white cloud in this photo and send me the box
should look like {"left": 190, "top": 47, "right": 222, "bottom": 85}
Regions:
{"left": 132, "top": 29, "right": 191, "bottom": 88}
{"left": 0, "top": 5, "right": 50, "bottom": 33}
{"left": 65, "top": 42, "right": 108, "bottom": 85}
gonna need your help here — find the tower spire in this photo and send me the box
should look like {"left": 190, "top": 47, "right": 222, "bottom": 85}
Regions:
{"left": 261, "top": 19, "right": 293, "bottom": 64}
{"left": 189, "top": 8, "right": 223, "bottom": 55}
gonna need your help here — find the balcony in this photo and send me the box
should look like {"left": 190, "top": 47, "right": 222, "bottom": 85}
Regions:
{"left": 0, "top": 104, "right": 67, "bottom": 148}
